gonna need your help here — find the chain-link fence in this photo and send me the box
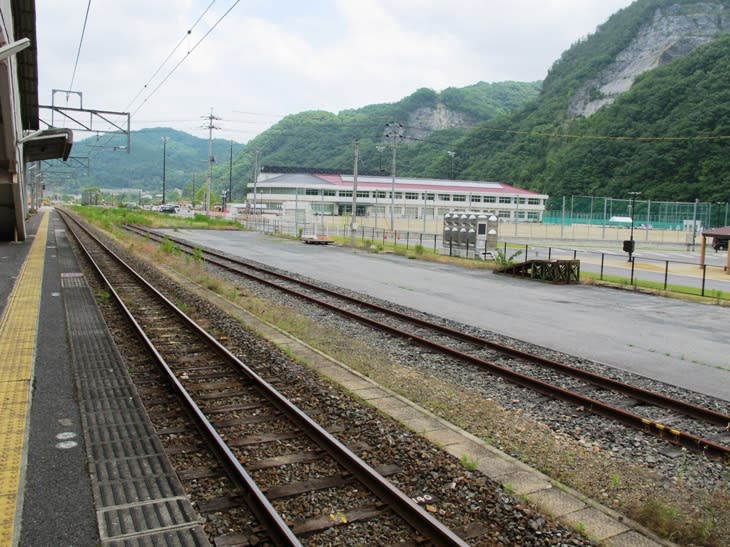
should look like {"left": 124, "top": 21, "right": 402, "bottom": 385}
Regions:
{"left": 545, "top": 196, "right": 729, "bottom": 230}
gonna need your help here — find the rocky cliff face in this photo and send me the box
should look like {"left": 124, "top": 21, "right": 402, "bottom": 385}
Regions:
{"left": 405, "top": 103, "right": 472, "bottom": 142}
{"left": 568, "top": 2, "right": 730, "bottom": 119}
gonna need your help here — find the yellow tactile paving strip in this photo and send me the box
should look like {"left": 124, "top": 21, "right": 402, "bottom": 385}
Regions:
{"left": 0, "top": 212, "right": 48, "bottom": 546}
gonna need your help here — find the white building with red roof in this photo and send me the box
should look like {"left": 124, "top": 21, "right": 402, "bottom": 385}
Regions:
{"left": 246, "top": 168, "right": 548, "bottom": 223}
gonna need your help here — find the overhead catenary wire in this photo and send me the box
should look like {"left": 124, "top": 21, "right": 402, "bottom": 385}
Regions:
{"left": 86, "top": 1, "right": 239, "bottom": 159}
{"left": 131, "top": 0, "right": 241, "bottom": 117}
{"left": 67, "top": 0, "right": 92, "bottom": 99}
{"left": 123, "top": 0, "right": 217, "bottom": 113}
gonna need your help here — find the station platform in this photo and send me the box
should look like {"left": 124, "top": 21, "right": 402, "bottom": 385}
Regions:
{"left": 0, "top": 209, "right": 207, "bottom": 546}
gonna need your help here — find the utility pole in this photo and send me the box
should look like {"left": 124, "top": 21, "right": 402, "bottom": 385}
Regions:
{"left": 161, "top": 136, "right": 168, "bottom": 204}
{"left": 202, "top": 108, "right": 220, "bottom": 212}
{"left": 228, "top": 140, "right": 233, "bottom": 207}
{"left": 691, "top": 197, "right": 699, "bottom": 251}
{"left": 448, "top": 150, "right": 456, "bottom": 179}
{"left": 351, "top": 139, "right": 359, "bottom": 248}
{"left": 251, "top": 150, "right": 260, "bottom": 224}
{"left": 385, "top": 122, "right": 403, "bottom": 230}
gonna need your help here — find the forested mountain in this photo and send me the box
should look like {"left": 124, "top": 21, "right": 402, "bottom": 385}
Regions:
{"left": 455, "top": 0, "right": 730, "bottom": 206}
{"left": 55, "top": 0, "right": 730, "bottom": 210}
{"left": 61, "top": 128, "right": 243, "bottom": 196}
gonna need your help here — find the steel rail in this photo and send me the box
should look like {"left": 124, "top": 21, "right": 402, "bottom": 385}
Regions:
{"left": 130, "top": 225, "right": 730, "bottom": 459}
{"left": 67, "top": 212, "right": 470, "bottom": 546}
{"left": 61, "top": 212, "right": 302, "bottom": 547}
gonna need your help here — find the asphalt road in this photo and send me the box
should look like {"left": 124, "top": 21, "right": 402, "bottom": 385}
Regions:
{"left": 169, "top": 229, "right": 730, "bottom": 403}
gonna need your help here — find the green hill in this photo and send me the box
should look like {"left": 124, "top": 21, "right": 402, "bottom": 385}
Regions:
{"left": 57, "top": 127, "right": 243, "bottom": 198}
{"left": 454, "top": 0, "right": 730, "bottom": 207}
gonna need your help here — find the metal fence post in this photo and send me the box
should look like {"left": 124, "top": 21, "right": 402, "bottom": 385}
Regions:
{"left": 630, "top": 258, "right": 636, "bottom": 285}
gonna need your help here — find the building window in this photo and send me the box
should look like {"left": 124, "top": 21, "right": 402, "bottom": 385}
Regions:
{"left": 528, "top": 198, "right": 540, "bottom": 205}
{"left": 405, "top": 192, "right": 419, "bottom": 200}
{"left": 471, "top": 195, "right": 482, "bottom": 203}
{"left": 305, "top": 189, "right": 319, "bottom": 196}
{"left": 376, "top": 191, "right": 387, "bottom": 199}
{"left": 528, "top": 211, "right": 540, "bottom": 221}
{"left": 339, "top": 191, "right": 352, "bottom": 198}
{"left": 498, "top": 210, "right": 511, "bottom": 218}
{"left": 438, "top": 194, "right": 451, "bottom": 201}
{"left": 357, "top": 191, "right": 370, "bottom": 198}
{"left": 394, "top": 192, "right": 403, "bottom": 199}
{"left": 483, "top": 196, "right": 496, "bottom": 203}
{"left": 323, "top": 190, "right": 336, "bottom": 196}
{"left": 499, "top": 196, "right": 512, "bottom": 204}
{"left": 453, "top": 194, "right": 466, "bottom": 202}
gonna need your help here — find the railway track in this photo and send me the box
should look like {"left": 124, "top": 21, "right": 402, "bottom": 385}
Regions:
{"left": 60, "top": 211, "right": 474, "bottom": 545}
{"left": 127, "top": 223, "right": 730, "bottom": 460}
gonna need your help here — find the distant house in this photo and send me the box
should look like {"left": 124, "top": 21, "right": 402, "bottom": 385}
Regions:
{"left": 245, "top": 168, "right": 548, "bottom": 223}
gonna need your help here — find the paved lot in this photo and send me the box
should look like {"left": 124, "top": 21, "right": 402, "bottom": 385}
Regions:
{"left": 170, "top": 229, "right": 730, "bottom": 402}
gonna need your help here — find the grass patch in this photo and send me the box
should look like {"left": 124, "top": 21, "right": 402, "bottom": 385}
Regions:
{"left": 582, "top": 271, "right": 730, "bottom": 304}
{"left": 70, "top": 205, "right": 242, "bottom": 231}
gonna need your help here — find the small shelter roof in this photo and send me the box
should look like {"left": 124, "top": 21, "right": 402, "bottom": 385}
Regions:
{"left": 702, "top": 226, "right": 730, "bottom": 237}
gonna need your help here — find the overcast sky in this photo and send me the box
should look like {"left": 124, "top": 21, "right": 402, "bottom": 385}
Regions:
{"left": 35, "top": 0, "right": 635, "bottom": 142}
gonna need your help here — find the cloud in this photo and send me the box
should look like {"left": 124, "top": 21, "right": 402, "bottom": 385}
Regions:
{"left": 35, "top": 0, "right": 635, "bottom": 140}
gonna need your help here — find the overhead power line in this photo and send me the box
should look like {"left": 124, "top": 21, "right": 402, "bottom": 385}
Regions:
{"left": 132, "top": 0, "right": 241, "bottom": 117}
{"left": 67, "top": 0, "right": 92, "bottom": 97}
{"left": 124, "top": 0, "right": 216, "bottom": 113}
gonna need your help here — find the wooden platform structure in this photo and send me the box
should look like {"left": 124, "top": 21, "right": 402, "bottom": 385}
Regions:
{"left": 495, "top": 259, "right": 580, "bottom": 284}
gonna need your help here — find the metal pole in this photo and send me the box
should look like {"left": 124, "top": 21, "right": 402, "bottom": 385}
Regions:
{"left": 228, "top": 140, "right": 233, "bottom": 205}
{"left": 385, "top": 122, "right": 403, "bottom": 231}
{"left": 645, "top": 199, "right": 651, "bottom": 240}
{"left": 251, "top": 150, "right": 259, "bottom": 226}
{"left": 692, "top": 197, "right": 699, "bottom": 250}
{"left": 295, "top": 187, "right": 298, "bottom": 237}
{"left": 204, "top": 108, "right": 219, "bottom": 213}
{"left": 423, "top": 190, "right": 426, "bottom": 233}
{"left": 351, "top": 139, "right": 359, "bottom": 247}
{"left": 162, "top": 136, "right": 168, "bottom": 204}
{"left": 390, "top": 139, "right": 396, "bottom": 230}
{"left": 627, "top": 192, "right": 641, "bottom": 261}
